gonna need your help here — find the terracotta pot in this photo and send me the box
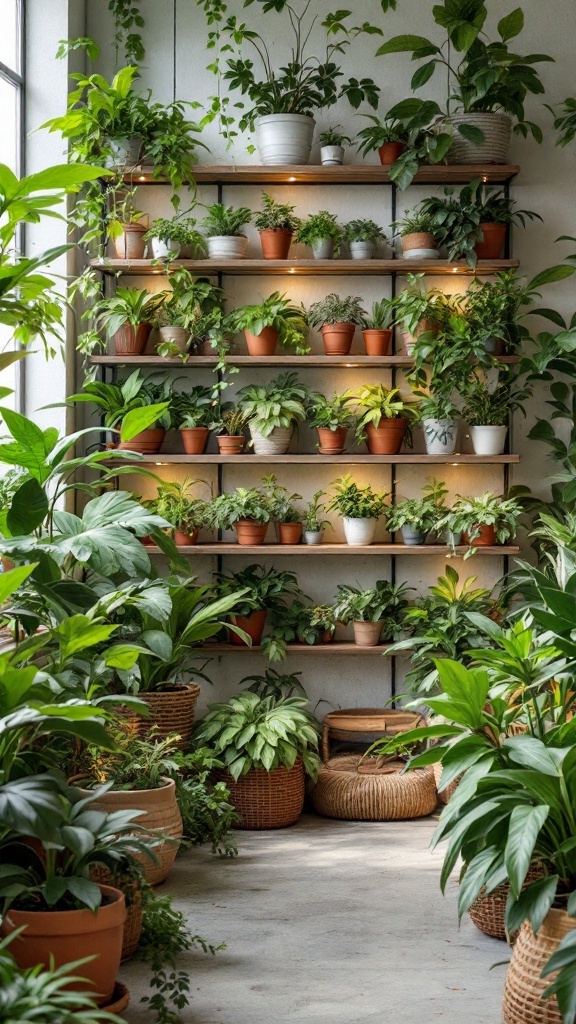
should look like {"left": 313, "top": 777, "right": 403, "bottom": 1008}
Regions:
{"left": 244, "top": 326, "right": 279, "bottom": 356}
{"left": 117, "top": 428, "right": 165, "bottom": 454}
{"left": 135, "top": 682, "right": 201, "bottom": 751}
{"left": 278, "top": 522, "right": 302, "bottom": 544}
{"left": 463, "top": 524, "right": 496, "bottom": 546}
{"left": 475, "top": 222, "right": 507, "bottom": 260}
{"left": 180, "top": 426, "right": 209, "bottom": 454}
{"left": 114, "top": 323, "right": 151, "bottom": 356}
{"left": 103, "top": 981, "right": 130, "bottom": 1014}
{"left": 320, "top": 322, "right": 355, "bottom": 355}
{"left": 1, "top": 556, "right": 15, "bottom": 572}
{"left": 259, "top": 227, "right": 293, "bottom": 260}
{"left": 113, "top": 223, "right": 147, "bottom": 260}
{"left": 363, "top": 329, "right": 392, "bottom": 356}
{"left": 365, "top": 419, "right": 407, "bottom": 455}
{"left": 353, "top": 620, "right": 383, "bottom": 647}
{"left": 1, "top": 885, "right": 125, "bottom": 1005}
{"left": 401, "top": 232, "right": 436, "bottom": 253}
{"left": 230, "top": 609, "right": 268, "bottom": 646}
{"left": 215, "top": 760, "right": 305, "bottom": 829}
{"left": 378, "top": 142, "right": 406, "bottom": 165}
{"left": 234, "top": 519, "right": 269, "bottom": 545}
{"left": 317, "top": 426, "right": 347, "bottom": 454}
{"left": 217, "top": 434, "right": 245, "bottom": 454}
{"left": 174, "top": 528, "right": 199, "bottom": 546}
{"left": 77, "top": 781, "right": 182, "bottom": 888}
{"left": 503, "top": 908, "right": 576, "bottom": 1024}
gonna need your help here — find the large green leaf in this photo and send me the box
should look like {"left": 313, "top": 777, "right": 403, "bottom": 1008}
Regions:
{"left": 497, "top": 7, "right": 524, "bottom": 42}
{"left": 505, "top": 804, "right": 550, "bottom": 897}
{"left": 504, "top": 737, "right": 566, "bottom": 776}
{"left": 506, "top": 875, "right": 559, "bottom": 934}
{"left": 120, "top": 403, "right": 170, "bottom": 441}
{"left": 0, "top": 562, "right": 36, "bottom": 604}
{"left": 376, "top": 33, "right": 437, "bottom": 55}
{"left": 7, "top": 477, "right": 48, "bottom": 535}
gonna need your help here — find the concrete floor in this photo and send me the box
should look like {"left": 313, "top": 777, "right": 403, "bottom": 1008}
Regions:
{"left": 120, "top": 814, "right": 506, "bottom": 1024}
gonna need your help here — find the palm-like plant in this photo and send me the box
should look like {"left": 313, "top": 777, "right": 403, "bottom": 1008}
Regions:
{"left": 202, "top": 204, "right": 252, "bottom": 237}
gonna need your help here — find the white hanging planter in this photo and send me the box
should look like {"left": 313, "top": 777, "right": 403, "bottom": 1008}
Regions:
{"left": 206, "top": 235, "right": 248, "bottom": 259}
{"left": 470, "top": 424, "right": 507, "bottom": 456}
{"left": 256, "top": 114, "right": 316, "bottom": 165}
{"left": 320, "top": 145, "right": 344, "bottom": 166}
{"left": 349, "top": 240, "right": 375, "bottom": 260}
{"left": 149, "top": 237, "right": 181, "bottom": 259}
{"left": 342, "top": 517, "right": 377, "bottom": 546}
{"left": 250, "top": 425, "right": 292, "bottom": 455}
{"left": 423, "top": 418, "right": 458, "bottom": 455}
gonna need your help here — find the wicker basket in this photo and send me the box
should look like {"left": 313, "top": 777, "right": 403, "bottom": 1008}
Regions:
{"left": 250, "top": 426, "right": 292, "bottom": 455}
{"left": 503, "top": 909, "right": 576, "bottom": 1023}
{"left": 90, "top": 869, "right": 142, "bottom": 961}
{"left": 312, "top": 754, "right": 437, "bottom": 821}
{"left": 216, "top": 760, "right": 305, "bottom": 829}
{"left": 448, "top": 112, "right": 511, "bottom": 164}
{"left": 469, "top": 867, "right": 543, "bottom": 943}
{"left": 135, "top": 683, "right": 200, "bottom": 751}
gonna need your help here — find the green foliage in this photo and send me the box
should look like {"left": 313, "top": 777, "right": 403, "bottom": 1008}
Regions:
{"left": 385, "top": 479, "right": 448, "bottom": 535}
{"left": 144, "top": 216, "right": 206, "bottom": 249}
{"left": 319, "top": 126, "right": 352, "bottom": 147}
{"left": 308, "top": 293, "right": 366, "bottom": 328}
{"left": 296, "top": 211, "right": 342, "bottom": 253}
{"left": 109, "top": 0, "right": 146, "bottom": 65}
{"left": 333, "top": 580, "right": 410, "bottom": 636}
{"left": 462, "top": 368, "right": 532, "bottom": 425}
{"left": 241, "top": 667, "right": 308, "bottom": 699}
{"left": 151, "top": 479, "right": 212, "bottom": 533}
{"left": 228, "top": 292, "right": 309, "bottom": 354}
{"left": 392, "top": 274, "right": 453, "bottom": 335}
{"left": 393, "top": 210, "right": 436, "bottom": 236}
{"left": 356, "top": 112, "right": 409, "bottom": 155}
{"left": 253, "top": 193, "right": 300, "bottom": 231}
{"left": 261, "top": 602, "right": 336, "bottom": 660}
{"left": 547, "top": 96, "right": 576, "bottom": 148}
{"left": 172, "top": 385, "right": 216, "bottom": 429}
{"left": 239, "top": 371, "right": 308, "bottom": 438}
{"left": 68, "top": 369, "right": 172, "bottom": 432}
{"left": 306, "top": 391, "right": 356, "bottom": 432}
{"left": 202, "top": 203, "right": 252, "bottom": 237}
{"left": 438, "top": 492, "right": 523, "bottom": 549}
{"left": 362, "top": 298, "right": 396, "bottom": 330}
{"left": 213, "top": 563, "right": 301, "bottom": 616}
{"left": 262, "top": 474, "right": 303, "bottom": 523}
{"left": 326, "top": 474, "right": 388, "bottom": 520}
{"left": 343, "top": 219, "right": 386, "bottom": 244}
{"left": 348, "top": 384, "right": 417, "bottom": 443}
{"left": 302, "top": 490, "right": 329, "bottom": 532}
{"left": 382, "top": 98, "right": 453, "bottom": 190}
{"left": 209, "top": 485, "right": 275, "bottom": 529}
{"left": 92, "top": 287, "right": 164, "bottom": 340}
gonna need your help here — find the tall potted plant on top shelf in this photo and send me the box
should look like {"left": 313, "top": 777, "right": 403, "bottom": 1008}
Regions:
{"left": 308, "top": 294, "right": 366, "bottom": 355}
{"left": 462, "top": 368, "right": 531, "bottom": 455}
{"left": 254, "top": 193, "right": 301, "bottom": 260}
{"left": 216, "top": 5, "right": 379, "bottom": 165}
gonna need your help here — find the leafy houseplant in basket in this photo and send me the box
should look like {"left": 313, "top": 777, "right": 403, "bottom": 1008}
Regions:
{"left": 227, "top": 292, "right": 309, "bottom": 356}
{"left": 302, "top": 490, "right": 330, "bottom": 545}
{"left": 385, "top": 479, "right": 448, "bottom": 546}
{"left": 415, "top": 392, "right": 461, "bottom": 456}
{"left": 392, "top": 210, "right": 438, "bottom": 259}
{"left": 151, "top": 478, "right": 212, "bottom": 545}
{"left": 143, "top": 215, "right": 206, "bottom": 260}
{"left": 349, "top": 384, "right": 416, "bottom": 455}
{"left": 306, "top": 391, "right": 356, "bottom": 455}
{"left": 209, "top": 485, "right": 275, "bottom": 546}
{"left": 392, "top": 274, "right": 453, "bottom": 354}
{"left": 295, "top": 210, "right": 342, "bottom": 260}
{"left": 362, "top": 298, "right": 395, "bottom": 355}
{"left": 201, "top": 204, "right": 253, "bottom": 259}
{"left": 92, "top": 286, "right": 164, "bottom": 356}
{"left": 212, "top": 405, "right": 250, "bottom": 455}
{"left": 262, "top": 474, "right": 304, "bottom": 544}
{"left": 318, "top": 126, "right": 352, "bottom": 166}
{"left": 343, "top": 219, "right": 387, "bottom": 261}
{"left": 192, "top": 691, "right": 320, "bottom": 829}
{"left": 356, "top": 111, "right": 409, "bottom": 165}
{"left": 253, "top": 193, "right": 301, "bottom": 260}
{"left": 172, "top": 384, "right": 216, "bottom": 454}
{"left": 462, "top": 368, "right": 531, "bottom": 455}
{"left": 308, "top": 293, "right": 366, "bottom": 355}
{"left": 326, "top": 474, "right": 388, "bottom": 547}
{"left": 333, "top": 580, "right": 411, "bottom": 648}
{"left": 213, "top": 564, "right": 301, "bottom": 646}
{"left": 437, "top": 491, "right": 523, "bottom": 554}
{"left": 239, "top": 372, "right": 308, "bottom": 454}
{"left": 67, "top": 370, "right": 172, "bottom": 454}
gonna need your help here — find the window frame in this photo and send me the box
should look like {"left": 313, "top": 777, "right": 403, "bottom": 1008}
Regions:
{"left": 0, "top": 0, "right": 25, "bottom": 177}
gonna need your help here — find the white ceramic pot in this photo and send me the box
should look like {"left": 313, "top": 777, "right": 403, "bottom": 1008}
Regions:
{"left": 311, "top": 238, "right": 334, "bottom": 259}
{"left": 401, "top": 524, "right": 425, "bottom": 546}
{"left": 342, "top": 517, "right": 377, "bottom": 546}
{"left": 250, "top": 425, "right": 292, "bottom": 455}
{"left": 423, "top": 418, "right": 458, "bottom": 455}
{"left": 104, "top": 135, "right": 143, "bottom": 169}
{"left": 149, "top": 237, "right": 181, "bottom": 259}
{"left": 470, "top": 424, "right": 507, "bottom": 456}
{"left": 206, "top": 235, "right": 248, "bottom": 259}
{"left": 401, "top": 246, "right": 440, "bottom": 259}
{"left": 304, "top": 530, "right": 324, "bottom": 545}
{"left": 349, "top": 240, "right": 375, "bottom": 260}
{"left": 256, "top": 114, "right": 315, "bottom": 165}
{"left": 448, "top": 113, "right": 511, "bottom": 165}
{"left": 320, "top": 145, "right": 344, "bottom": 166}
{"left": 158, "top": 326, "right": 190, "bottom": 355}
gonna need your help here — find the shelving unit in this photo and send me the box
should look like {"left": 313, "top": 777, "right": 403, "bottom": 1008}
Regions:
{"left": 88, "top": 161, "right": 521, "bottom": 678}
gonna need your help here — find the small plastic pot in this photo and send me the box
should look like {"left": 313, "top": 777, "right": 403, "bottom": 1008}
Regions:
{"left": 320, "top": 145, "right": 345, "bottom": 166}
{"left": 311, "top": 238, "right": 334, "bottom": 259}
{"left": 304, "top": 530, "right": 324, "bottom": 545}
{"left": 401, "top": 524, "right": 426, "bottom": 546}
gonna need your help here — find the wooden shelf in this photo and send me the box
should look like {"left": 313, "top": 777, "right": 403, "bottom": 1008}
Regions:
{"left": 147, "top": 543, "right": 520, "bottom": 556}
{"left": 90, "top": 353, "right": 521, "bottom": 368}
{"left": 91, "top": 257, "right": 520, "bottom": 278}
{"left": 128, "top": 164, "right": 520, "bottom": 186}
{"left": 204, "top": 642, "right": 392, "bottom": 655}
{"left": 112, "top": 453, "right": 520, "bottom": 465}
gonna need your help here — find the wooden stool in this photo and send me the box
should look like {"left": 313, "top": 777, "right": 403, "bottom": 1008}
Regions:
{"left": 320, "top": 708, "right": 425, "bottom": 763}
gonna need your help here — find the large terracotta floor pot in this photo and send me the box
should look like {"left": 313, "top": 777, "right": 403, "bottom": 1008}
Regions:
{"left": 1, "top": 884, "right": 125, "bottom": 1005}
{"left": 216, "top": 760, "right": 305, "bottom": 829}
{"left": 135, "top": 682, "right": 201, "bottom": 750}
{"left": 503, "top": 908, "right": 576, "bottom": 1023}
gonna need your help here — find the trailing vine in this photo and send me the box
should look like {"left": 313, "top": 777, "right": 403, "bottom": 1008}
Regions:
{"left": 109, "top": 0, "right": 146, "bottom": 66}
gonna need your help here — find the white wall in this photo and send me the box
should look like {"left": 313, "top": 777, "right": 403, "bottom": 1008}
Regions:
{"left": 27, "top": 0, "right": 576, "bottom": 712}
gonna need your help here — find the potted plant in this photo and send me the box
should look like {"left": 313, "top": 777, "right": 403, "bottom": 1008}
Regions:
{"left": 152, "top": 478, "right": 212, "bottom": 545}
{"left": 462, "top": 369, "right": 531, "bottom": 455}
{"left": 253, "top": 193, "right": 301, "bottom": 260}
{"left": 356, "top": 112, "right": 409, "bottom": 165}
{"left": 261, "top": 474, "right": 304, "bottom": 544}
{"left": 212, "top": 405, "right": 250, "bottom": 455}
{"left": 215, "top": 6, "right": 379, "bottom": 165}
{"left": 152, "top": 273, "right": 224, "bottom": 359}
{"left": 392, "top": 274, "right": 452, "bottom": 354}
{"left": 438, "top": 491, "right": 523, "bottom": 551}
{"left": 295, "top": 210, "right": 342, "bottom": 260}
{"left": 333, "top": 580, "right": 410, "bottom": 647}
{"left": 306, "top": 391, "right": 356, "bottom": 455}
{"left": 318, "top": 126, "right": 352, "bottom": 166}
{"left": 392, "top": 210, "right": 438, "bottom": 258}
{"left": 463, "top": 271, "right": 544, "bottom": 355}
{"left": 308, "top": 293, "right": 366, "bottom": 355}
{"left": 227, "top": 292, "right": 309, "bottom": 356}
{"left": 377, "top": 97, "right": 454, "bottom": 190}
{"left": 106, "top": 188, "right": 148, "bottom": 260}
{"left": 143, "top": 215, "right": 206, "bottom": 260}
{"left": 361, "top": 298, "right": 395, "bottom": 355}
{"left": 192, "top": 691, "right": 320, "bottom": 828}
{"left": 209, "top": 485, "right": 275, "bottom": 545}
{"left": 202, "top": 204, "right": 253, "bottom": 259}
{"left": 213, "top": 564, "right": 301, "bottom": 645}
{"left": 260, "top": 604, "right": 336, "bottom": 659}
{"left": 385, "top": 479, "right": 448, "bottom": 546}
{"left": 172, "top": 385, "right": 216, "bottom": 454}
{"left": 68, "top": 370, "right": 172, "bottom": 454}
{"left": 343, "top": 219, "right": 387, "bottom": 260}
{"left": 349, "top": 384, "right": 416, "bottom": 455}
{"left": 92, "top": 287, "right": 165, "bottom": 356}
{"left": 239, "top": 372, "right": 308, "bottom": 455}
{"left": 415, "top": 392, "right": 460, "bottom": 456}
{"left": 326, "top": 474, "right": 388, "bottom": 546}
{"left": 302, "top": 490, "right": 330, "bottom": 545}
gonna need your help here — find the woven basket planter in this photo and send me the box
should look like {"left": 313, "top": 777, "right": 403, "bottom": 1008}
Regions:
{"left": 469, "top": 868, "right": 542, "bottom": 943}
{"left": 503, "top": 909, "right": 576, "bottom": 1024}
{"left": 448, "top": 112, "right": 511, "bottom": 164}
{"left": 250, "top": 426, "right": 292, "bottom": 455}
{"left": 312, "top": 754, "right": 437, "bottom": 821}
{"left": 135, "top": 682, "right": 201, "bottom": 751}
{"left": 215, "top": 760, "right": 305, "bottom": 829}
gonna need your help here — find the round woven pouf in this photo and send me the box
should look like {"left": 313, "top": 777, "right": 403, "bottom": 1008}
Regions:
{"left": 312, "top": 754, "right": 437, "bottom": 821}
{"left": 216, "top": 760, "right": 305, "bottom": 829}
